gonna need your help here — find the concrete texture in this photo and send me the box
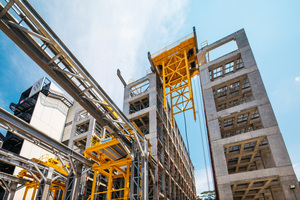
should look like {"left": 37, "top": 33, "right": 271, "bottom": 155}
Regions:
{"left": 198, "top": 29, "right": 300, "bottom": 199}
{"left": 123, "top": 73, "right": 197, "bottom": 200}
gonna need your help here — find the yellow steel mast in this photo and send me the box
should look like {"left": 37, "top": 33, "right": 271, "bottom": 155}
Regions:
{"left": 149, "top": 27, "right": 199, "bottom": 125}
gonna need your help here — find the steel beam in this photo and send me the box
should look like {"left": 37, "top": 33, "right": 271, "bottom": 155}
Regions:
{"left": 0, "top": 107, "right": 92, "bottom": 166}
{"left": 7, "top": 182, "right": 17, "bottom": 200}
{"left": 0, "top": 147, "right": 48, "bottom": 173}
{"left": 0, "top": 171, "right": 29, "bottom": 185}
{"left": 0, "top": 0, "right": 146, "bottom": 156}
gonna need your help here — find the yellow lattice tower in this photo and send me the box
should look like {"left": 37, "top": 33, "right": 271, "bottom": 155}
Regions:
{"left": 18, "top": 169, "right": 66, "bottom": 200}
{"left": 150, "top": 28, "right": 199, "bottom": 125}
{"left": 84, "top": 123, "right": 151, "bottom": 200}
{"left": 85, "top": 136, "right": 131, "bottom": 200}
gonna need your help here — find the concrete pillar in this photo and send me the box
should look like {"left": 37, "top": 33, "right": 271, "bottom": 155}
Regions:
{"left": 267, "top": 134, "right": 291, "bottom": 167}
{"left": 279, "top": 175, "right": 300, "bottom": 200}
{"left": 270, "top": 185, "right": 285, "bottom": 200}
{"left": 255, "top": 160, "right": 264, "bottom": 170}
{"left": 217, "top": 183, "right": 233, "bottom": 200}
{"left": 260, "top": 149, "right": 275, "bottom": 168}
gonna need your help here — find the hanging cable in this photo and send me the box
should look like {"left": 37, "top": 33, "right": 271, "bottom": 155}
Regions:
{"left": 193, "top": 76, "right": 211, "bottom": 191}
{"left": 180, "top": 88, "right": 197, "bottom": 195}
{"left": 197, "top": 76, "right": 213, "bottom": 164}
{"left": 181, "top": 89, "right": 190, "bottom": 155}
{"left": 196, "top": 75, "right": 215, "bottom": 190}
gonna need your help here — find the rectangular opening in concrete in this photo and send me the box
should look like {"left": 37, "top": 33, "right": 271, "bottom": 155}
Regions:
{"left": 158, "top": 167, "right": 164, "bottom": 195}
{"left": 73, "top": 137, "right": 87, "bottom": 154}
{"left": 209, "top": 54, "right": 244, "bottom": 81}
{"left": 77, "top": 110, "right": 90, "bottom": 121}
{"left": 224, "top": 137, "right": 274, "bottom": 174}
{"left": 129, "top": 95, "right": 149, "bottom": 114}
{"left": 129, "top": 79, "right": 149, "bottom": 97}
{"left": 231, "top": 176, "right": 280, "bottom": 200}
{"left": 219, "top": 107, "right": 262, "bottom": 138}
{"left": 76, "top": 121, "right": 90, "bottom": 136}
{"left": 207, "top": 40, "right": 238, "bottom": 62}
{"left": 132, "top": 114, "right": 149, "bottom": 135}
{"left": 94, "top": 121, "right": 103, "bottom": 136}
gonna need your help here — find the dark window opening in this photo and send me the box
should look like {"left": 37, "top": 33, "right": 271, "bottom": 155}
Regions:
{"left": 129, "top": 97, "right": 149, "bottom": 114}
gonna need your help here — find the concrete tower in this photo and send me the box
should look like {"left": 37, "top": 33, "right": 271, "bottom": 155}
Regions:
{"left": 198, "top": 29, "right": 300, "bottom": 199}
{"left": 123, "top": 72, "right": 197, "bottom": 200}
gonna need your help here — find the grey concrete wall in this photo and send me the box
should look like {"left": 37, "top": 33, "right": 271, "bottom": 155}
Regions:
{"left": 199, "top": 29, "right": 300, "bottom": 199}
{"left": 123, "top": 72, "right": 196, "bottom": 199}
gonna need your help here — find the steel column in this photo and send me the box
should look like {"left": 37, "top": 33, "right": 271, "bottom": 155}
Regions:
{"left": 7, "top": 182, "right": 18, "bottom": 200}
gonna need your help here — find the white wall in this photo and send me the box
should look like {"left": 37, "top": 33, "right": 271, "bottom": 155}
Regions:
{"left": 13, "top": 87, "right": 69, "bottom": 200}
{"left": 61, "top": 101, "right": 82, "bottom": 142}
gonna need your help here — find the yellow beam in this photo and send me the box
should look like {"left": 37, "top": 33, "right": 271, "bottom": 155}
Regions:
{"left": 151, "top": 34, "right": 198, "bottom": 125}
{"left": 90, "top": 171, "right": 98, "bottom": 200}
{"left": 107, "top": 166, "right": 114, "bottom": 200}
{"left": 92, "top": 157, "right": 131, "bottom": 171}
{"left": 85, "top": 139, "right": 120, "bottom": 154}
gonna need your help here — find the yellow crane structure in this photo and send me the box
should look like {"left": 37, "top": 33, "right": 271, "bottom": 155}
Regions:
{"left": 149, "top": 27, "right": 199, "bottom": 125}
{"left": 17, "top": 156, "right": 69, "bottom": 200}
{"left": 0, "top": 0, "right": 196, "bottom": 199}
{"left": 0, "top": 0, "right": 153, "bottom": 199}
{"left": 85, "top": 137, "right": 131, "bottom": 200}
{"left": 84, "top": 123, "right": 151, "bottom": 200}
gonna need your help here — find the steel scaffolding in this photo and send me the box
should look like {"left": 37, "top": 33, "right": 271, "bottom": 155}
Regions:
{"left": 0, "top": 0, "right": 154, "bottom": 199}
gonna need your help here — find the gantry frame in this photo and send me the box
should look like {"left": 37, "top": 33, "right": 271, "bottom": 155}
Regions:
{"left": 149, "top": 27, "right": 199, "bottom": 125}
{"left": 84, "top": 123, "right": 151, "bottom": 200}
{"left": 0, "top": 0, "right": 153, "bottom": 199}
{"left": 0, "top": 147, "right": 67, "bottom": 200}
{"left": 18, "top": 170, "right": 66, "bottom": 200}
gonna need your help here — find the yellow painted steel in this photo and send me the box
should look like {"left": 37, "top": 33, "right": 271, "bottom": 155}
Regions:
{"left": 18, "top": 156, "right": 68, "bottom": 200}
{"left": 103, "top": 100, "right": 119, "bottom": 119}
{"left": 19, "top": 172, "right": 66, "bottom": 200}
{"left": 85, "top": 136, "right": 131, "bottom": 200}
{"left": 85, "top": 121, "right": 152, "bottom": 199}
{"left": 151, "top": 33, "right": 198, "bottom": 125}
{"left": 31, "top": 155, "right": 69, "bottom": 176}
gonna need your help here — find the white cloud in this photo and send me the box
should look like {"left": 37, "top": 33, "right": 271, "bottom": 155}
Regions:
{"left": 195, "top": 167, "right": 215, "bottom": 195}
{"left": 295, "top": 76, "right": 300, "bottom": 82}
{"left": 29, "top": 0, "right": 189, "bottom": 108}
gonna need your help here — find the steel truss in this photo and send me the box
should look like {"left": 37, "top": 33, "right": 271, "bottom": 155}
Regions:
{"left": 0, "top": 0, "right": 144, "bottom": 156}
{"left": 0, "top": 171, "right": 28, "bottom": 200}
{"left": 149, "top": 27, "right": 199, "bottom": 125}
{"left": 0, "top": 148, "right": 67, "bottom": 200}
{"left": 0, "top": 0, "right": 154, "bottom": 199}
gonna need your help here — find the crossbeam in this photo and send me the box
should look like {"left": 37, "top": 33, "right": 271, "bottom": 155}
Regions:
{"left": 0, "top": 171, "right": 29, "bottom": 185}
{"left": 0, "top": 107, "right": 92, "bottom": 166}
{"left": 0, "top": 0, "right": 147, "bottom": 156}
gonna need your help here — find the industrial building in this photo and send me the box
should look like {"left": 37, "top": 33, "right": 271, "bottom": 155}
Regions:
{"left": 198, "top": 29, "right": 300, "bottom": 199}
{"left": 56, "top": 71, "right": 196, "bottom": 199}
{"left": 123, "top": 73, "right": 196, "bottom": 199}
{"left": 0, "top": 77, "right": 72, "bottom": 199}
{"left": 0, "top": 0, "right": 299, "bottom": 200}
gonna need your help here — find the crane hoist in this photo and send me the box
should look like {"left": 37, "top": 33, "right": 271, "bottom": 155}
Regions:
{"left": 148, "top": 27, "right": 199, "bottom": 126}
{"left": 0, "top": 0, "right": 199, "bottom": 200}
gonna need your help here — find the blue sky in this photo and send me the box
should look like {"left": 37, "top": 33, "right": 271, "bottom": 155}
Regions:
{"left": 0, "top": 0, "right": 300, "bottom": 195}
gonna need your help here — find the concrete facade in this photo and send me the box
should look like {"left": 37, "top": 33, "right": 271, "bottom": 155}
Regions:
{"left": 8, "top": 78, "right": 71, "bottom": 200}
{"left": 198, "top": 29, "right": 300, "bottom": 199}
{"left": 60, "top": 72, "right": 197, "bottom": 199}
{"left": 123, "top": 73, "right": 197, "bottom": 200}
